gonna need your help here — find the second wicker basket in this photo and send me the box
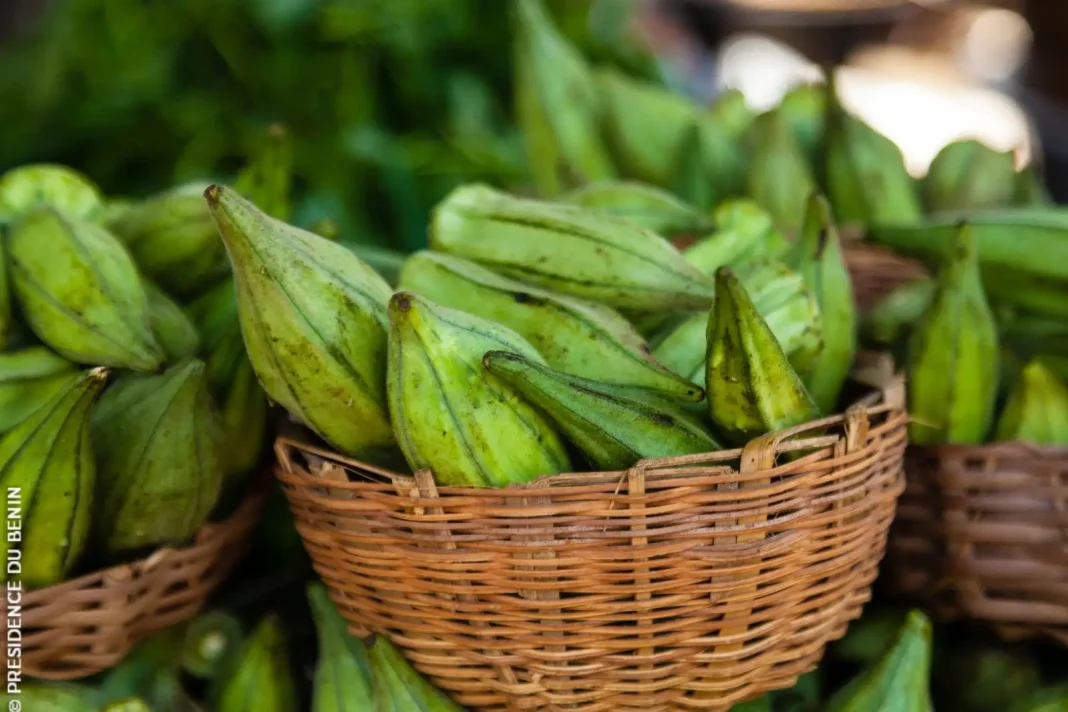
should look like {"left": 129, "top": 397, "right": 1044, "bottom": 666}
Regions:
{"left": 888, "top": 442, "right": 1068, "bottom": 648}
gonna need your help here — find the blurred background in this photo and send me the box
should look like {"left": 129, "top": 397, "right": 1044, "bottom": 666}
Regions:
{"left": 0, "top": 0, "right": 1062, "bottom": 252}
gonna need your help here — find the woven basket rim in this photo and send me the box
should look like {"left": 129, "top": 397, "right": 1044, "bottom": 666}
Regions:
{"left": 276, "top": 352, "right": 905, "bottom": 494}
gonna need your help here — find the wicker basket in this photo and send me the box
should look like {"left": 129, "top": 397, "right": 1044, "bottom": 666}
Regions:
{"left": 887, "top": 443, "right": 1068, "bottom": 647}
{"left": 275, "top": 357, "right": 908, "bottom": 711}
{"left": 7, "top": 481, "right": 268, "bottom": 680}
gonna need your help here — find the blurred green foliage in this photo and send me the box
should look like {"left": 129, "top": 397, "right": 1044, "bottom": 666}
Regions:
{"left": 0, "top": 0, "right": 655, "bottom": 251}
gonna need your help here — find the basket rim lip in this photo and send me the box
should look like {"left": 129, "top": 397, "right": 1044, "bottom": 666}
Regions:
{"left": 275, "top": 357, "right": 908, "bottom": 496}
{"left": 20, "top": 474, "right": 270, "bottom": 605}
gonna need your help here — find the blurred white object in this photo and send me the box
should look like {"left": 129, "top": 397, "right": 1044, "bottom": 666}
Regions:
{"left": 953, "top": 6, "right": 1032, "bottom": 83}
{"left": 715, "top": 34, "right": 1034, "bottom": 175}
{"left": 718, "top": 34, "right": 822, "bottom": 110}
{"left": 837, "top": 63, "right": 1032, "bottom": 173}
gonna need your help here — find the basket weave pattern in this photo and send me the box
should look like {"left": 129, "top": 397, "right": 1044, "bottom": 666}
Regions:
{"left": 888, "top": 443, "right": 1068, "bottom": 646}
{"left": 7, "top": 484, "right": 267, "bottom": 679}
{"left": 275, "top": 371, "right": 908, "bottom": 711}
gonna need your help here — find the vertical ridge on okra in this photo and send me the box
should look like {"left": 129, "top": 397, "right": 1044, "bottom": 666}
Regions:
{"left": 995, "top": 359, "right": 1068, "bottom": 445}
{"left": 652, "top": 262, "right": 823, "bottom": 388}
{"left": 710, "top": 88, "right": 757, "bottom": 145}
{"left": 430, "top": 184, "right": 716, "bottom": 311}
{"left": 559, "top": 180, "right": 711, "bottom": 236}
{"left": 789, "top": 193, "right": 856, "bottom": 414}
{"left": 211, "top": 616, "right": 297, "bottom": 712}
{"left": 483, "top": 350, "right": 720, "bottom": 471}
{"left": 1014, "top": 163, "right": 1053, "bottom": 206}
{"left": 705, "top": 267, "right": 819, "bottom": 445}
{"left": 0, "top": 346, "right": 79, "bottom": 435}
{"left": 0, "top": 367, "right": 108, "bottom": 589}
{"left": 863, "top": 279, "right": 936, "bottom": 349}
{"left": 143, "top": 280, "right": 200, "bottom": 364}
{"left": 513, "top": 0, "right": 615, "bottom": 197}
{"left": 826, "top": 610, "right": 934, "bottom": 712}
{"left": 204, "top": 185, "right": 395, "bottom": 456}
{"left": 367, "top": 635, "right": 464, "bottom": 712}
{"left": 307, "top": 583, "right": 373, "bottom": 712}
{"left": 108, "top": 182, "right": 229, "bottom": 299}
{"left": 906, "top": 222, "right": 999, "bottom": 445}
{"left": 0, "top": 163, "right": 105, "bottom": 224}
{"left": 387, "top": 291, "right": 571, "bottom": 487}
{"left": 924, "top": 139, "right": 1017, "bottom": 214}
{"left": 747, "top": 109, "right": 816, "bottom": 234}
{"left": 8, "top": 206, "right": 163, "bottom": 372}
{"left": 596, "top": 67, "right": 699, "bottom": 188}
{"left": 185, "top": 279, "right": 268, "bottom": 480}
{"left": 0, "top": 225, "right": 11, "bottom": 351}
{"left": 596, "top": 68, "right": 745, "bottom": 201}
{"left": 399, "top": 251, "right": 703, "bottom": 402}
{"left": 868, "top": 209, "right": 1068, "bottom": 284}
{"left": 92, "top": 359, "right": 224, "bottom": 552}
{"left": 824, "top": 72, "right": 921, "bottom": 228}
{"left": 682, "top": 199, "right": 791, "bottom": 278}
{"left": 778, "top": 83, "right": 826, "bottom": 169}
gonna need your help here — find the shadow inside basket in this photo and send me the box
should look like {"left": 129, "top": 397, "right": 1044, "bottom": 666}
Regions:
{"left": 272, "top": 361, "right": 908, "bottom": 710}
